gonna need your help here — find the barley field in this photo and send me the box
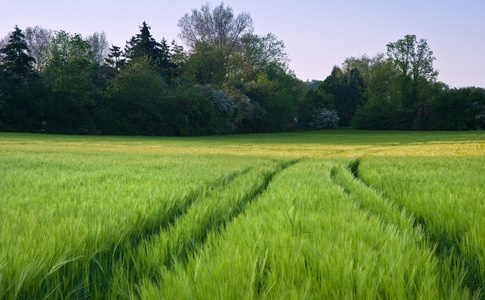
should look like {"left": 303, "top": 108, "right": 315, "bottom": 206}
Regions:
{"left": 0, "top": 130, "right": 484, "bottom": 299}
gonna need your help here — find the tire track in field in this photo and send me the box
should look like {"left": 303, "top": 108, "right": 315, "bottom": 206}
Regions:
{"left": 331, "top": 164, "right": 412, "bottom": 231}
{"left": 132, "top": 166, "right": 253, "bottom": 245}
{"left": 17, "top": 168, "right": 251, "bottom": 299}
{"left": 331, "top": 159, "right": 484, "bottom": 298}
{"left": 135, "top": 159, "right": 301, "bottom": 286}
{"left": 46, "top": 159, "right": 300, "bottom": 298}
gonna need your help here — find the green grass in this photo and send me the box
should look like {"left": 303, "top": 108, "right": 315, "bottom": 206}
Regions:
{"left": 0, "top": 130, "right": 484, "bottom": 299}
{"left": 357, "top": 156, "right": 485, "bottom": 295}
{"left": 143, "top": 160, "right": 468, "bottom": 299}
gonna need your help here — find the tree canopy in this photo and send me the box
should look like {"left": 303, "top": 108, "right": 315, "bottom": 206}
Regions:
{"left": 0, "top": 4, "right": 482, "bottom": 135}
{"left": 386, "top": 34, "right": 438, "bottom": 82}
{"left": 178, "top": 2, "right": 253, "bottom": 51}
{"left": 0, "top": 26, "right": 36, "bottom": 86}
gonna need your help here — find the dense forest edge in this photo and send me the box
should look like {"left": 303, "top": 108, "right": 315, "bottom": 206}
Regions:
{"left": 1, "top": 3, "right": 484, "bottom": 136}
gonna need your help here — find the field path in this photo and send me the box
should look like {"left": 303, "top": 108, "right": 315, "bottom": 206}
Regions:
{"left": 334, "top": 159, "right": 485, "bottom": 297}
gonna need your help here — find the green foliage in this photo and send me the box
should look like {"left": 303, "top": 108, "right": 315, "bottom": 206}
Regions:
{"left": 384, "top": 35, "right": 439, "bottom": 125}
{"left": 177, "top": 9, "right": 302, "bottom": 134}
{"left": 0, "top": 26, "right": 40, "bottom": 133}
{"left": 318, "top": 66, "right": 365, "bottom": 127}
{"left": 0, "top": 81, "right": 49, "bottom": 132}
{"left": 235, "top": 33, "right": 289, "bottom": 81}
{"left": 352, "top": 99, "right": 415, "bottom": 130}
{"left": 298, "top": 89, "right": 334, "bottom": 123}
{"left": 0, "top": 6, "right": 310, "bottom": 136}
{"left": 124, "top": 22, "right": 177, "bottom": 79}
{"left": 167, "top": 83, "right": 218, "bottom": 136}
{"left": 475, "top": 101, "right": 485, "bottom": 130}
{"left": 351, "top": 58, "right": 395, "bottom": 129}
{"left": 311, "top": 109, "right": 340, "bottom": 129}
{"left": 106, "top": 61, "right": 229, "bottom": 136}
{"left": 351, "top": 36, "right": 443, "bottom": 130}
{"left": 109, "top": 57, "right": 167, "bottom": 135}
{"left": 342, "top": 54, "right": 386, "bottom": 84}
{"left": 230, "top": 94, "right": 261, "bottom": 133}
{"left": 200, "top": 85, "right": 236, "bottom": 134}
{"left": 103, "top": 44, "right": 125, "bottom": 79}
{"left": 386, "top": 34, "right": 438, "bottom": 83}
{"left": 124, "top": 22, "right": 161, "bottom": 62}
{"left": 39, "top": 31, "right": 99, "bottom": 134}
{"left": 428, "top": 87, "right": 485, "bottom": 130}
{"left": 0, "top": 26, "right": 36, "bottom": 86}
{"left": 4, "top": 11, "right": 481, "bottom": 135}
{"left": 245, "top": 68, "right": 301, "bottom": 132}
{"left": 183, "top": 42, "right": 229, "bottom": 86}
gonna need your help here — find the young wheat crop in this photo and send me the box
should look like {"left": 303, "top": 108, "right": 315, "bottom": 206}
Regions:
{"left": 0, "top": 130, "right": 483, "bottom": 299}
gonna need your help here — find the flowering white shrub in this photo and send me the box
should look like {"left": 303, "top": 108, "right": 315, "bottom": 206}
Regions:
{"left": 311, "top": 110, "right": 340, "bottom": 129}
{"left": 200, "top": 85, "right": 235, "bottom": 114}
{"left": 472, "top": 101, "right": 485, "bottom": 129}
{"left": 199, "top": 85, "right": 236, "bottom": 133}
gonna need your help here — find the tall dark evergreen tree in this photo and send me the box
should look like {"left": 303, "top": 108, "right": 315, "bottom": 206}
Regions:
{"left": 104, "top": 45, "right": 125, "bottom": 79}
{"left": 0, "top": 26, "right": 36, "bottom": 86}
{"left": 0, "top": 26, "right": 39, "bottom": 132}
{"left": 124, "top": 22, "right": 176, "bottom": 78}
{"left": 124, "top": 22, "right": 160, "bottom": 60}
{"left": 158, "top": 38, "right": 177, "bottom": 79}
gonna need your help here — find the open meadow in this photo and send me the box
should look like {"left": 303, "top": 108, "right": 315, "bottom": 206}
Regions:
{"left": 0, "top": 130, "right": 484, "bottom": 299}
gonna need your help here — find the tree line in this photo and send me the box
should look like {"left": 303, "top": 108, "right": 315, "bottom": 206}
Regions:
{"left": 318, "top": 38, "right": 485, "bottom": 130}
{"left": 1, "top": 3, "right": 484, "bottom": 135}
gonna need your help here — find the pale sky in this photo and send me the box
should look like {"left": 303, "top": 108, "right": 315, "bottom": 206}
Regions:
{"left": 2, "top": 0, "right": 484, "bottom": 88}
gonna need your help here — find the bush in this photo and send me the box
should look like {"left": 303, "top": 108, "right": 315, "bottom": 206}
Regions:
{"left": 473, "top": 101, "right": 485, "bottom": 130}
{"left": 428, "top": 88, "right": 485, "bottom": 130}
{"left": 311, "top": 110, "right": 339, "bottom": 129}
{"left": 199, "top": 85, "right": 236, "bottom": 134}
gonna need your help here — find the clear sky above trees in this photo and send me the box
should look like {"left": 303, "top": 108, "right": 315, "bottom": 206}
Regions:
{"left": 1, "top": 0, "right": 484, "bottom": 88}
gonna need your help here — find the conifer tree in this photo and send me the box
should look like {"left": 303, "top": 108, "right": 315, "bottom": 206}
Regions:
{"left": 158, "top": 38, "right": 177, "bottom": 79}
{"left": 124, "top": 21, "right": 176, "bottom": 78}
{"left": 104, "top": 44, "right": 125, "bottom": 78}
{"left": 124, "top": 21, "right": 162, "bottom": 61}
{"left": 0, "top": 26, "right": 36, "bottom": 85}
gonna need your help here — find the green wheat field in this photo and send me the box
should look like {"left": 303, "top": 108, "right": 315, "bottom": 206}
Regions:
{"left": 1, "top": 130, "right": 484, "bottom": 299}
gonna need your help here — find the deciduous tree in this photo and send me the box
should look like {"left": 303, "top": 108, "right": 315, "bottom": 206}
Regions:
{"left": 387, "top": 35, "right": 438, "bottom": 82}
{"left": 110, "top": 56, "right": 166, "bottom": 135}
{"left": 40, "top": 31, "right": 98, "bottom": 133}
{"left": 85, "top": 31, "right": 109, "bottom": 64}
{"left": 178, "top": 2, "right": 253, "bottom": 52}
{"left": 428, "top": 88, "right": 485, "bottom": 130}
{"left": 24, "top": 26, "right": 52, "bottom": 72}
{"left": 386, "top": 35, "right": 438, "bottom": 112}
{"left": 236, "top": 33, "right": 288, "bottom": 80}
